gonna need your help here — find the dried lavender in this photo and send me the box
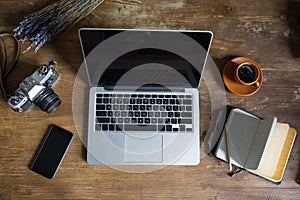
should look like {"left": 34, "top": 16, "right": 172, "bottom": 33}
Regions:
{"left": 14, "top": 0, "right": 104, "bottom": 53}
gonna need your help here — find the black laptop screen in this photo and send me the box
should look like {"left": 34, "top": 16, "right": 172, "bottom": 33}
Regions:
{"left": 79, "top": 29, "right": 212, "bottom": 88}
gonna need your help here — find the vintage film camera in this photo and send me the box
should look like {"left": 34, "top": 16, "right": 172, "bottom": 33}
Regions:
{"left": 8, "top": 61, "right": 61, "bottom": 114}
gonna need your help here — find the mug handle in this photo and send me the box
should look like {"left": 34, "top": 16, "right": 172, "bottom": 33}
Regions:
{"left": 253, "top": 81, "right": 260, "bottom": 87}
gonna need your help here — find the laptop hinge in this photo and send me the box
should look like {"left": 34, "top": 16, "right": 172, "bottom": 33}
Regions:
{"left": 103, "top": 84, "right": 187, "bottom": 92}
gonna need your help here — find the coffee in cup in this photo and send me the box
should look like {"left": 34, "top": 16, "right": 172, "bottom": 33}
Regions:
{"left": 235, "top": 62, "right": 261, "bottom": 87}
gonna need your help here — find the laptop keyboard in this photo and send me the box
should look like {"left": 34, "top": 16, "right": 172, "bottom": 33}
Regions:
{"left": 94, "top": 92, "right": 193, "bottom": 132}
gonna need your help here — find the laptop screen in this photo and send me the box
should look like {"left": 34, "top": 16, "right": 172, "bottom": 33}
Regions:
{"left": 79, "top": 29, "right": 212, "bottom": 88}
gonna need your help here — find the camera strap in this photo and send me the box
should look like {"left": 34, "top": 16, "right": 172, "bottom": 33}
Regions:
{"left": 0, "top": 33, "right": 20, "bottom": 101}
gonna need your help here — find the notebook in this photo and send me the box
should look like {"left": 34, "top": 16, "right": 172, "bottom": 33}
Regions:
{"left": 215, "top": 108, "right": 297, "bottom": 183}
{"left": 79, "top": 28, "right": 213, "bottom": 165}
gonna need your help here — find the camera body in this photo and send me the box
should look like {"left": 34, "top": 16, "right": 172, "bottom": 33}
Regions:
{"left": 8, "top": 61, "right": 61, "bottom": 114}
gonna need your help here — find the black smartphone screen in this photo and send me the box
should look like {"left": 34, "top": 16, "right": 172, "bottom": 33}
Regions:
{"left": 30, "top": 125, "right": 73, "bottom": 179}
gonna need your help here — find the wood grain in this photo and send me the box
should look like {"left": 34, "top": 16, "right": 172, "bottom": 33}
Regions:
{"left": 0, "top": 0, "right": 299, "bottom": 199}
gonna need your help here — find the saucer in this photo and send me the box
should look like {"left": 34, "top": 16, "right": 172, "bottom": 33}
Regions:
{"left": 222, "top": 57, "right": 263, "bottom": 96}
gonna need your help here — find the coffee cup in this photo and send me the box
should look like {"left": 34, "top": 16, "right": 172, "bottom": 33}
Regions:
{"left": 234, "top": 62, "right": 261, "bottom": 87}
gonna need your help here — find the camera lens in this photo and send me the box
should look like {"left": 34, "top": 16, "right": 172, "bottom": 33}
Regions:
{"left": 34, "top": 87, "right": 61, "bottom": 114}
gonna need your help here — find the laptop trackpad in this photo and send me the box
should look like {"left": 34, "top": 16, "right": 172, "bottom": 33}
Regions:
{"left": 124, "top": 134, "right": 163, "bottom": 163}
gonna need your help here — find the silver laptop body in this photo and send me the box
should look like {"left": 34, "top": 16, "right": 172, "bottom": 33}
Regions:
{"left": 78, "top": 28, "right": 213, "bottom": 165}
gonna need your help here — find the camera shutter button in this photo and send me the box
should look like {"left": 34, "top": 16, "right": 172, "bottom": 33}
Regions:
{"left": 39, "top": 65, "right": 49, "bottom": 75}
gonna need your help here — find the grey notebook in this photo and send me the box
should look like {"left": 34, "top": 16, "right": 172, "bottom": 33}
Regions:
{"left": 215, "top": 108, "right": 277, "bottom": 170}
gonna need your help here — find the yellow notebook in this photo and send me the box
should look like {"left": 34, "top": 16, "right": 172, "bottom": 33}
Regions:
{"left": 215, "top": 108, "right": 297, "bottom": 183}
{"left": 249, "top": 127, "right": 297, "bottom": 182}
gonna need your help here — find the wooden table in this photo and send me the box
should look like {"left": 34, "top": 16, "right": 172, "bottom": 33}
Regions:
{"left": 1, "top": 0, "right": 299, "bottom": 199}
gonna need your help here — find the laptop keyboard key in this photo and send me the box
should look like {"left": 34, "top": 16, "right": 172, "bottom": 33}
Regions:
{"left": 96, "top": 118, "right": 109, "bottom": 123}
{"left": 116, "top": 125, "right": 122, "bottom": 131}
{"left": 168, "top": 112, "right": 174, "bottom": 117}
{"left": 151, "top": 118, "right": 157, "bottom": 123}
{"left": 152, "top": 105, "right": 159, "bottom": 111}
{"left": 166, "top": 106, "right": 172, "bottom": 111}
{"left": 158, "top": 118, "right": 164, "bottom": 124}
{"left": 148, "top": 112, "right": 154, "bottom": 117}
{"left": 131, "top": 118, "right": 137, "bottom": 123}
{"left": 130, "top": 99, "right": 136, "bottom": 104}
{"left": 140, "top": 105, "right": 145, "bottom": 110}
{"left": 96, "top": 105, "right": 105, "bottom": 110}
{"left": 111, "top": 118, "right": 116, "bottom": 123}
{"left": 137, "top": 99, "right": 142, "bottom": 104}
{"left": 165, "top": 118, "right": 170, "bottom": 124}
{"left": 107, "top": 111, "right": 113, "bottom": 117}
{"left": 159, "top": 125, "right": 165, "bottom": 132}
{"left": 96, "top": 111, "right": 106, "bottom": 117}
{"left": 117, "top": 118, "right": 123, "bottom": 123}
{"left": 123, "top": 98, "right": 129, "bottom": 104}
{"left": 114, "top": 111, "right": 120, "bottom": 117}
{"left": 186, "top": 106, "right": 192, "bottom": 111}
{"left": 103, "top": 98, "right": 109, "bottom": 103}
{"left": 180, "top": 125, "right": 185, "bottom": 131}
{"left": 96, "top": 98, "right": 103, "bottom": 104}
{"left": 161, "top": 112, "right": 167, "bottom": 117}
{"left": 154, "top": 112, "right": 160, "bottom": 118}
{"left": 183, "top": 99, "right": 192, "bottom": 105}
{"left": 171, "top": 118, "right": 177, "bottom": 124}
{"left": 135, "top": 112, "right": 140, "bottom": 117}
{"left": 109, "top": 124, "right": 115, "bottom": 131}
{"left": 138, "top": 118, "right": 144, "bottom": 124}
{"left": 146, "top": 105, "right": 152, "bottom": 111}
{"left": 150, "top": 99, "right": 156, "bottom": 104}
{"left": 95, "top": 124, "right": 101, "bottom": 130}
{"left": 181, "top": 118, "right": 192, "bottom": 124}
{"left": 102, "top": 124, "right": 108, "bottom": 131}
{"left": 117, "top": 99, "right": 122, "bottom": 104}
{"left": 166, "top": 125, "right": 172, "bottom": 131}
{"left": 124, "top": 125, "right": 157, "bottom": 131}
{"left": 128, "top": 111, "right": 134, "bottom": 117}
{"left": 143, "top": 99, "right": 149, "bottom": 104}
{"left": 181, "top": 112, "right": 192, "bottom": 117}
{"left": 141, "top": 112, "right": 147, "bottom": 117}
{"left": 145, "top": 118, "right": 150, "bottom": 124}
{"left": 121, "top": 111, "right": 127, "bottom": 117}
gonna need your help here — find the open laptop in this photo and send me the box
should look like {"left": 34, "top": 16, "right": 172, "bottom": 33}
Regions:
{"left": 78, "top": 28, "right": 213, "bottom": 165}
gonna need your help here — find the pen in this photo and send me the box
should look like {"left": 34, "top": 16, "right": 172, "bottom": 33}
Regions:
{"left": 224, "top": 125, "right": 233, "bottom": 172}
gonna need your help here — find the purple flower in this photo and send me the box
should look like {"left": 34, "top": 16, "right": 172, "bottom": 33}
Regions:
{"left": 14, "top": 0, "right": 105, "bottom": 53}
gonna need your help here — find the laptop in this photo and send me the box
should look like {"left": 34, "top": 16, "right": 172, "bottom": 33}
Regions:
{"left": 78, "top": 28, "right": 213, "bottom": 165}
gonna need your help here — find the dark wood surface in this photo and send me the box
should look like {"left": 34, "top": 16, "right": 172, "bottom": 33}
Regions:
{"left": 1, "top": 0, "right": 299, "bottom": 199}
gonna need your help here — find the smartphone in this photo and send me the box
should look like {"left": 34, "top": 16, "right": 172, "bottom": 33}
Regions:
{"left": 30, "top": 125, "right": 73, "bottom": 179}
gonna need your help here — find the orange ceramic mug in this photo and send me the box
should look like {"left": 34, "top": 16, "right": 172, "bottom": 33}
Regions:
{"left": 234, "top": 62, "right": 261, "bottom": 87}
